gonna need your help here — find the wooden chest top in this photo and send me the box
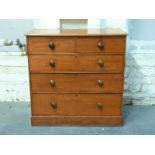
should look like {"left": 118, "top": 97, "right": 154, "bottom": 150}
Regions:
{"left": 26, "top": 28, "right": 127, "bottom": 37}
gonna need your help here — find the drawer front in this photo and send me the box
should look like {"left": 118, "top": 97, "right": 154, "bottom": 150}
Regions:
{"left": 31, "top": 74, "right": 123, "bottom": 93}
{"left": 29, "top": 54, "right": 124, "bottom": 73}
{"left": 27, "top": 37, "right": 76, "bottom": 54}
{"left": 77, "top": 37, "right": 126, "bottom": 53}
{"left": 29, "top": 54, "right": 77, "bottom": 72}
{"left": 32, "top": 94, "right": 122, "bottom": 116}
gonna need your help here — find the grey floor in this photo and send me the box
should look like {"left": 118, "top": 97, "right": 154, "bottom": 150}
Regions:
{"left": 0, "top": 102, "right": 155, "bottom": 135}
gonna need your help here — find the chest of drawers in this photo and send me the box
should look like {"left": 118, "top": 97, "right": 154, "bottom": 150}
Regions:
{"left": 26, "top": 28, "right": 127, "bottom": 126}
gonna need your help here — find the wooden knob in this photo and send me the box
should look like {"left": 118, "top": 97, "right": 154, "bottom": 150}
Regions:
{"left": 98, "top": 41, "right": 104, "bottom": 49}
{"left": 50, "top": 80, "right": 55, "bottom": 87}
{"left": 98, "top": 79, "right": 104, "bottom": 86}
{"left": 97, "top": 60, "right": 104, "bottom": 67}
{"left": 49, "top": 41, "right": 55, "bottom": 49}
{"left": 97, "top": 102, "right": 103, "bottom": 109}
{"left": 49, "top": 60, "right": 56, "bottom": 67}
{"left": 51, "top": 101, "right": 57, "bottom": 109}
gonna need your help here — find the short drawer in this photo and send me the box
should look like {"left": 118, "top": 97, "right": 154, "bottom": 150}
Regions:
{"left": 31, "top": 73, "right": 123, "bottom": 93}
{"left": 27, "top": 37, "right": 76, "bottom": 54}
{"left": 29, "top": 54, "right": 124, "bottom": 73}
{"left": 77, "top": 36, "right": 126, "bottom": 53}
{"left": 32, "top": 94, "right": 122, "bottom": 116}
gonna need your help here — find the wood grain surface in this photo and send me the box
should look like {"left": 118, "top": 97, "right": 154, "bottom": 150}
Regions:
{"left": 31, "top": 73, "right": 123, "bottom": 93}
{"left": 26, "top": 28, "right": 127, "bottom": 36}
{"left": 32, "top": 94, "right": 122, "bottom": 116}
{"left": 31, "top": 116, "right": 122, "bottom": 126}
{"left": 29, "top": 54, "right": 124, "bottom": 73}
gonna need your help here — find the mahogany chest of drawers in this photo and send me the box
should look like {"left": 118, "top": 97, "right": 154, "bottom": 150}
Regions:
{"left": 26, "top": 28, "right": 127, "bottom": 126}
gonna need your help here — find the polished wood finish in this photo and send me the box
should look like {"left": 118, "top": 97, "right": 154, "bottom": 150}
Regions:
{"left": 27, "top": 37, "right": 75, "bottom": 54}
{"left": 26, "top": 28, "right": 127, "bottom": 126}
{"left": 32, "top": 94, "right": 122, "bottom": 116}
{"left": 29, "top": 54, "right": 124, "bottom": 73}
{"left": 32, "top": 116, "right": 122, "bottom": 126}
{"left": 76, "top": 37, "right": 126, "bottom": 53}
{"left": 31, "top": 73, "right": 123, "bottom": 93}
{"left": 27, "top": 36, "right": 125, "bottom": 54}
{"left": 26, "top": 28, "right": 127, "bottom": 37}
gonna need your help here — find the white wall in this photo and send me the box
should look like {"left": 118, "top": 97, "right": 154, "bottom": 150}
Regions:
{"left": 129, "top": 19, "right": 155, "bottom": 40}
{"left": 124, "top": 19, "right": 155, "bottom": 105}
{"left": 0, "top": 19, "right": 33, "bottom": 43}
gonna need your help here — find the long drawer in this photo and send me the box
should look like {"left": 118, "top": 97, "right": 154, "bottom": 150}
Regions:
{"left": 31, "top": 73, "right": 123, "bottom": 93}
{"left": 29, "top": 54, "right": 124, "bottom": 73}
{"left": 32, "top": 94, "right": 122, "bottom": 116}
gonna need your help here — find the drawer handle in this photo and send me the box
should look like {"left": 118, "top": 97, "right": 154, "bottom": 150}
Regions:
{"left": 50, "top": 80, "right": 56, "bottom": 87}
{"left": 49, "top": 41, "right": 55, "bottom": 49}
{"left": 98, "top": 79, "right": 104, "bottom": 86}
{"left": 51, "top": 101, "right": 57, "bottom": 109}
{"left": 49, "top": 60, "right": 56, "bottom": 67}
{"left": 97, "top": 102, "right": 103, "bottom": 109}
{"left": 97, "top": 60, "right": 104, "bottom": 67}
{"left": 98, "top": 41, "right": 104, "bottom": 49}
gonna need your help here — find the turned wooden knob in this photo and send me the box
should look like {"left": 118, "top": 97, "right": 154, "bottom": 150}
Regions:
{"left": 51, "top": 101, "right": 57, "bottom": 109}
{"left": 50, "top": 80, "right": 56, "bottom": 87}
{"left": 97, "top": 102, "right": 103, "bottom": 109}
{"left": 97, "top": 79, "right": 104, "bottom": 86}
{"left": 98, "top": 41, "right": 104, "bottom": 49}
{"left": 97, "top": 60, "right": 104, "bottom": 67}
{"left": 49, "top": 41, "right": 55, "bottom": 49}
{"left": 49, "top": 60, "right": 56, "bottom": 67}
